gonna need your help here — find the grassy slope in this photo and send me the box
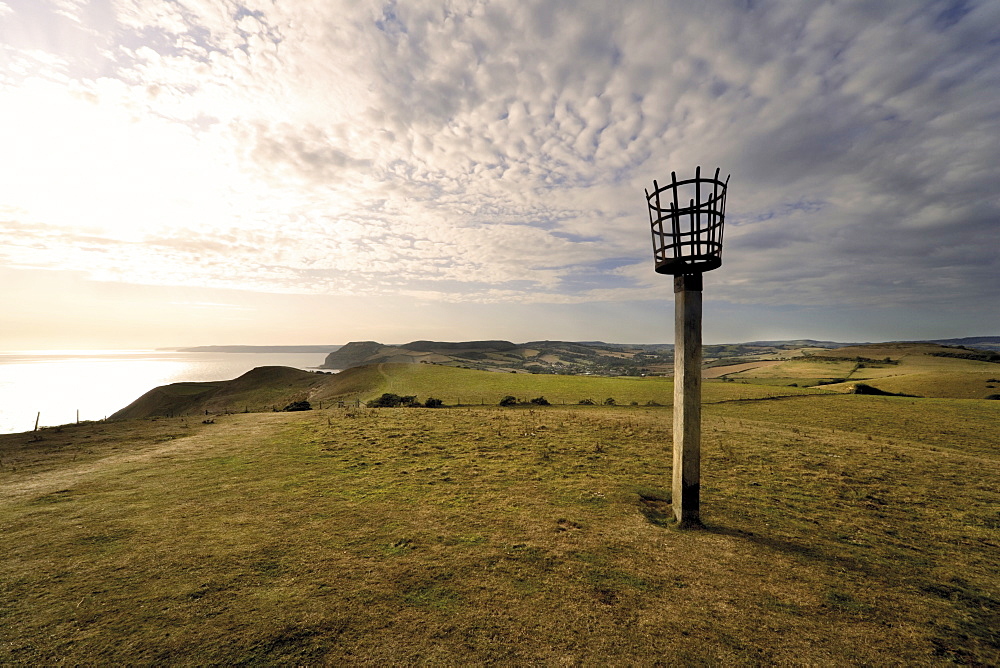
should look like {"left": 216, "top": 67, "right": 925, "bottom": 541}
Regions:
{"left": 335, "top": 363, "right": 829, "bottom": 407}
{"left": 110, "top": 367, "right": 332, "bottom": 420}
{"left": 1, "top": 388, "right": 998, "bottom": 664}
{"left": 720, "top": 343, "right": 1000, "bottom": 398}
{"left": 110, "top": 363, "right": 832, "bottom": 420}
{"left": 110, "top": 342, "right": 997, "bottom": 423}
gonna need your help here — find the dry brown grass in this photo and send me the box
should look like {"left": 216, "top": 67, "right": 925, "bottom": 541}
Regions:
{"left": 1, "top": 394, "right": 997, "bottom": 664}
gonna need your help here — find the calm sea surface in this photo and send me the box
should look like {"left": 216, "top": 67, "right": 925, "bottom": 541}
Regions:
{"left": 0, "top": 350, "right": 333, "bottom": 434}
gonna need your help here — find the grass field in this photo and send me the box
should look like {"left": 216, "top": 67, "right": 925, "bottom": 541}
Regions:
{"left": 714, "top": 343, "right": 1000, "bottom": 399}
{"left": 2, "top": 375, "right": 998, "bottom": 664}
{"left": 318, "top": 362, "right": 832, "bottom": 408}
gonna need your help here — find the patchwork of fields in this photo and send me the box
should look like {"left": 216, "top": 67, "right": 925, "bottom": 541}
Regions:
{"left": 705, "top": 342, "right": 1000, "bottom": 399}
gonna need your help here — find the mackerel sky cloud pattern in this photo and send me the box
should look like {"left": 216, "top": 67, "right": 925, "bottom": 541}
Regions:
{"left": 0, "top": 0, "right": 998, "bottom": 343}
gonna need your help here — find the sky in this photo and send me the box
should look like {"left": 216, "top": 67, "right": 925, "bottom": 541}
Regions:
{"left": 1, "top": 0, "right": 998, "bottom": 349}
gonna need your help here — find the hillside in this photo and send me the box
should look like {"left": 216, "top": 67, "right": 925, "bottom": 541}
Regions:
{"left": 321, "top": 339, "right": 665, "bottom": 375}
{"left": 3, "top": 392, "right": 998, "bottom": 663}
{"left": 109, "top": 341, "right": 1000, "bottom": 421}
{"left": 109, "top": 366, "right": 332, "bottom": 419}
{"left": 321, "top": 339, "right": 855, "bottom": 376}
{"left": 110, "top": 362, "right": 832, "bottom": 420}
{"left": 704, "top": 342, "right": 1000, "bottom": 399}
{"left": 927, "top": 335, "right": 1000, "bottom": 352}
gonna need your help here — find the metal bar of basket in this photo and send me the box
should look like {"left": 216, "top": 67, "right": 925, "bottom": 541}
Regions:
{"left": 670, "top": 172, "right": 680, "bottom": 262}
{"left": 695, "top": 165, "right": 701, "bottom": 259}
{"left": 720, "top": 174, "right": 729, "bottom": 253}
{"left": 711, "top": 168, "right": 720, "bottom": 250}
{"left": 647, "top": 183, "right": 657, "bottom": 265}
{"left": 653, "top": 178, "right": 659, "bottom": 257}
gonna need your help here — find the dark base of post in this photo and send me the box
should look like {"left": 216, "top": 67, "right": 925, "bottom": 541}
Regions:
{"left": 673, "top": 274, "right": 702, "bottom": 527}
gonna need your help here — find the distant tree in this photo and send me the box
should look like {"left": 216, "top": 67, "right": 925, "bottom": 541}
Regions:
{"left": 281, "top": 400, "right": 312, "bottom": 412}
{"left": 499, "top": 395, "right": 518, "bottom": 406}
{"left": 368, "top": 393, "right": 402, "bottom": 407}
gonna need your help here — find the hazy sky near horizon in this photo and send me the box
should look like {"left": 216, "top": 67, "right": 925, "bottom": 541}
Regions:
{"left": 1, "top": 0, "right": 998, "bottom": 348}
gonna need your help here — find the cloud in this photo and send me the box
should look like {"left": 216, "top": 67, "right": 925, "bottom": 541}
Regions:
{"left": 0, "top": 0, "right": 997, "bottom": 323}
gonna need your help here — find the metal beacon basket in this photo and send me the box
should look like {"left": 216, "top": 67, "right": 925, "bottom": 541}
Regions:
{"left": 645, "top": 166, "right": 729, "bottom": 276}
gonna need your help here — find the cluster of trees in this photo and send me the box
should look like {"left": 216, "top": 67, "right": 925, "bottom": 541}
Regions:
{"left": 365, "top": 393, "right": 664, "bottom": 408}
{"left": 367, "top": 393, "right": 443, "bottom": 408}
{"left": 497, "top": 396, "right": 654, "bottom": 406}
{"left": 499, "top": 395, "right": 550, "bottom": 406}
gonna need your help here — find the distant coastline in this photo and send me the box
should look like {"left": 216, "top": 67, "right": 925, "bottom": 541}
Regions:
{"left": 0, "top": 349, "right": 333, "bottom": 434}
{"left": 168, "top": 345, "right": 342, "bottom": 354}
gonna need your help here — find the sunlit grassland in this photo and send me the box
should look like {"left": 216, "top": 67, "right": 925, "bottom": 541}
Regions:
{"left": 1, "top": 391, "right": 997, "bottom": 664}
{"left": 720, "top": 345, "right": 1000, "bottom": 399}
{"left": 317, "top": 362, "right": 829, "bottom": 407}
{"left": 825, "top": 370, "right": 1000, "bottom": 399}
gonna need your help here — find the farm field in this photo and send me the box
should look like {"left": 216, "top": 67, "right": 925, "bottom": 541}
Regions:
{"left": 1, "top": 371, "right": 998, "bottom": 664}
{"left": 712, "top": 343, "right": 1000, "bottom": 399}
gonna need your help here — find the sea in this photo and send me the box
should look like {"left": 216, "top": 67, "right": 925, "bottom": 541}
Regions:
{"left": 0, "top": 350, "right": 334, "bottom": 435}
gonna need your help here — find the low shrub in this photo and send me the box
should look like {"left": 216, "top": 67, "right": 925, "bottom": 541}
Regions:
{"left": 603, "top": 398, "right": 616, "bottom": 406}
{"left": 424, "top": 397, "right": 444, "bottom": 408}
{"left": 529, "top": 396, "right": 550, "bottom": 406}
{"left": 499, "top": 395, "right": 518, "bottom": 407}
{"left": 368, "top": 393, "right": 418, "bottom": 408}
{"left": 578, "top": 398, "right": 595, "bottom": 405}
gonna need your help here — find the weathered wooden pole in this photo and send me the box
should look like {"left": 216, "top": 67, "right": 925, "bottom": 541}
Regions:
{"left": 673, "top": 273, "right": 703, "bottom": 525}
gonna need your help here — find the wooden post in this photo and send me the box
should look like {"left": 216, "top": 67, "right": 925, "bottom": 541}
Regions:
{"left": 673, "top": 274, "right": 702, "bottom": 526}
{"left": 34, "top": 412, "right": 41, "bottom": 432}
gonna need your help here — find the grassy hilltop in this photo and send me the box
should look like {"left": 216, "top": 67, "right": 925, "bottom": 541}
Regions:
{"left": 2, "top": 344, "right": 999, "bottom": 664}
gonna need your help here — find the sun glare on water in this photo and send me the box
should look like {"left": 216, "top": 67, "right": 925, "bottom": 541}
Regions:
{"left": 0, "top": 353, "right": 189, "bottom": 433}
